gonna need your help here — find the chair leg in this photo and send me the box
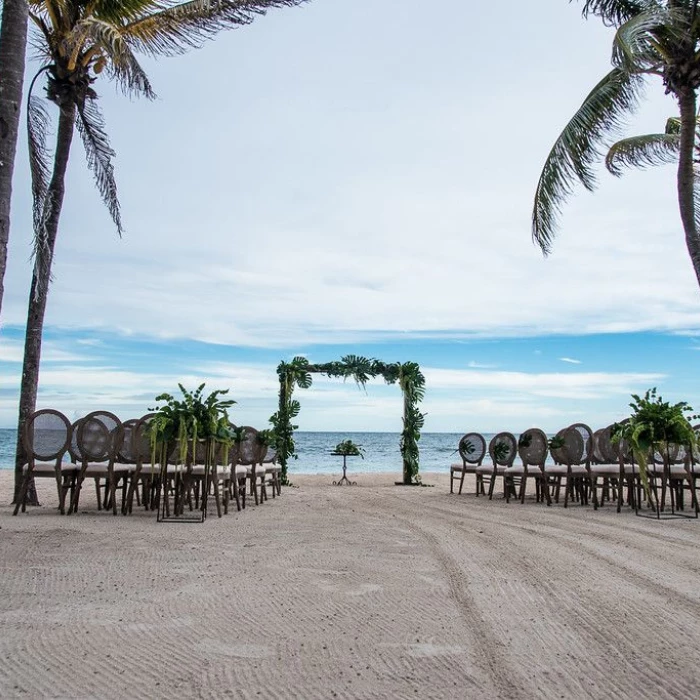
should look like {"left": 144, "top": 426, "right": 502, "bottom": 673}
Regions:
{"left": 212, "top": 477, "right": 222, "bottom": 518}
{"left": 487, "top": 475, "right": 496, "bottom": 500}
{"left": 13, "top": 474, "right": 31, "bottom": 516}
{"left": 458, "top": 470, "right": 466, "bottom": 495}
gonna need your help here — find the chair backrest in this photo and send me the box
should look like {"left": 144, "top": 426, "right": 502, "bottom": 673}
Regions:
{"left": 69, "top": 417, "right": 85, "bottom": 463}
{"left": 568, "top": 423, "right": 593, "bottom": 465}
{"left": 236, "top": 426, "right": 260, "bottom": 466}
{"left": 653, "top": 442, "right": 681, "bottom": 465}
{"left": 551, "top": 426, "right": 589, "bottom": 465}
{"left": 458, "top": 433, "right": 486, "bottom": 466}
{"left": 262, "top": 445, "right": 278, "bottom": 464}
{"left": 611, "top": 419, "right": 633, "bottom": 463}
{"left": 133, "top": 413, "right": 157, "bottom": 466}
{"left": 489, "top": 432, "right": 517, "bottom": 467}
{"left": 22, "top": 409, "right": 71, "bottom": 463}
{"left": 593, "top": 426, "right": 617, "bottom": 463}
{"left": 517, "top": 428, "right": 548, "bottom": 467}
{"left": 116, "top": 419, "right": 140, "bottom": 463}
{"left": 549, "top": 428, "right": 569, "bottom": 464}
{"left": 77, "top": 411, "right": 122, "bottom": 463}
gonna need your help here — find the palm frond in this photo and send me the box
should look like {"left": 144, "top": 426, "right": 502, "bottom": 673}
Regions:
{"left": 75, "top": 98, "right": 123, "bottom": 235}
{"left": 92, "top": 0, "right": 158, "bottom": 24}
{"left": 69, "top": 17, "right": 155, "bottom": 98}
{"left": 27, "top": 93, "right": 53, "bottom": 265}
{"left": 532, "top": 68, "right": 645, "bottom": 254}
{"left": 121, "top": 0, "right": 308, "bottom": 57}
{"left": 611, "top": 8, "right": 670, "bottom": 72}
{"left": 605, "top": 132, "right": 679, "bottom": 174}
{"left": 578, "top": 0, "right": 656, "bottom": 26}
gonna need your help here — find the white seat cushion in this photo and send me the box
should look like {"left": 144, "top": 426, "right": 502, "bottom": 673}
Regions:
{"left": 504, "top": 465, "right": 544, "bottom": 476}
{"left": 590, "top": 463, "right": 621, "bottom": 476}
{"left": 544, "top": 465, "right": 587, "bottom": 476}
{"left": 475, "top": 465, "right": 507, "bottom": 475}
{"left": 23, "top": 462, "right": 77, "bottom": 474}
{"left": 80, "top": 463, "right": 130, "bottom": 476}
{"left": 450, "top": 463, "right": 477, "bottom": 473}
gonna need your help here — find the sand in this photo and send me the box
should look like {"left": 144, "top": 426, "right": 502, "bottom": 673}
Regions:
{"left": 1, "top": 469, "right": 699, "bottom": 699}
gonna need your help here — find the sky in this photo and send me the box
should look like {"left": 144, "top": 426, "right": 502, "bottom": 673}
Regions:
{"left": 1, "top": 0, "right": 700, "bottom": 433}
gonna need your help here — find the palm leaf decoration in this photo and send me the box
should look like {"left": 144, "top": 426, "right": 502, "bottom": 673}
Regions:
{"left": 532, "top": 1, "right": 700, "bottom": 287}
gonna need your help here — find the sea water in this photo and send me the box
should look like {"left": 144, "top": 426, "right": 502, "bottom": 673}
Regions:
{"left": 0, "top": 429, "right": 488, "bottom": 475}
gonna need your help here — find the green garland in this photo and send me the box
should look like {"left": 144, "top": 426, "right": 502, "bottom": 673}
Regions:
{"left": 272, "top": 355, "right": 426, "bottom": 485}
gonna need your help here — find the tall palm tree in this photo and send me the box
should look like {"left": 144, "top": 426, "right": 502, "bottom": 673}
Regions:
{"left": 0, "top": 0, "right": 29, "bottom": 318}
{"left": 13, "top": 0, "right": 307, "bottom": 503}
{"left": 532, "top": 0, "right": 700, "bottom": 287}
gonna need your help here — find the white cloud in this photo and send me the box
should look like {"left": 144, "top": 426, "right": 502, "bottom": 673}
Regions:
{"left": 559, "top": 357, "right": 582, "bottom": 365}
{"left": 421, "top": 367, "right": 665, "bottom": 400}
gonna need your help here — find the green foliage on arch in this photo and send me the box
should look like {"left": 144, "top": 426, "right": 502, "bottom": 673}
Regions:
{"left": 270, "top": 355, "right": 426, "bottom": 485}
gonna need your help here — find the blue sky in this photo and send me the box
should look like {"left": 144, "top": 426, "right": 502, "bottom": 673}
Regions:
{"left": 1, "top": 0, "right": 700, "bottom": 431}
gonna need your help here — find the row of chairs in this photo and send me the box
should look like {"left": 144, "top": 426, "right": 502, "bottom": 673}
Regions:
{"left": 13, "top": 409, "right": 281, "bottom": 518}
{"left": 449, "top": 423, "right": 700, "bottom": 515}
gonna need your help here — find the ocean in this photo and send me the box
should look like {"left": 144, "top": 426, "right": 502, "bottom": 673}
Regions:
{"left": 0, "top": 429, "right": 485, "bottom": 475}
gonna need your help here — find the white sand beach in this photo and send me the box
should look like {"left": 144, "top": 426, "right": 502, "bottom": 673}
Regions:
{"left": 1, "top": 470, "right": 699, "bottom": 699}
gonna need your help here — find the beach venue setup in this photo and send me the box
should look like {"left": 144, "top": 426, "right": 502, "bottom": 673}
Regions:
{"left": 5, "top": 0, "right": 700, "bottom": 697}
{"left": 11, "top": 373, "right": 700, "bottom": 521}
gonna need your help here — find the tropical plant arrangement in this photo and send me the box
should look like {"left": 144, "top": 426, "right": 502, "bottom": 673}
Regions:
{"left": 148, "top": 383, "right": 236, "bottom": 469}
{"left": 532, "top": 0, "right": 700, "bottom": 289}
{"left": 332, "top": 440, "right": 365, "bottom": 458}
{"left": 612, "top": 387, "right": 697, "bottom": 503}
{"left": 272, "top": 355, "right": 426, "bottom": 485}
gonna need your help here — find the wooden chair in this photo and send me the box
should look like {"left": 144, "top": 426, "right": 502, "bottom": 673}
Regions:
{"left": 475, "top": 432, "right": 517, "bottom": 499}
{"left": 14, "top": 409, "right": 77, "bottom": 515}
{"left": 544, "top": 425, "right": 589, "bottom": 507}
{"left": 450, "top": 432, "right": 486, "bottom": 494}
{"left": 261, "top": 444, "right": 282, "bottom": 497}
{"left": 503, "top": 428, "right": 551, "bottom": 505}
{"left": 125, "top": 413, "right": 159, "bottom": 513}
{"left": 237, "top": 426, "right": 266, "bottom": 505}
{"left": 69, "top": 411, "right": 127, "bottom": 515}
{"left": 589, "top": 425, "right": 625, "bottom": 510}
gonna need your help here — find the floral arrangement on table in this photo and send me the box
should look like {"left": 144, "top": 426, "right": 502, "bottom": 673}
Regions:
{"left": 331, "top": 439, "right": 365, "bottom": 459}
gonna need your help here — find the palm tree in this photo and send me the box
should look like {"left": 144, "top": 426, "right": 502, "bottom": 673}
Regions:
{"left": 0, "top": 0, "right": 29, "bottom": 318}
{"left": 13, "top": 0, "right": 307, "bottom": 503}
{"left": 532, "top": 0, "right": 700, "bottom": 288}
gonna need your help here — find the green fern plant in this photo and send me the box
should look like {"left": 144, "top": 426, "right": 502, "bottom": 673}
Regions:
{"left": 332, "top": 439, "right": 365, "bottom": 459}
{"left": 612, "top": 388, "right": 697, "bottom": 500}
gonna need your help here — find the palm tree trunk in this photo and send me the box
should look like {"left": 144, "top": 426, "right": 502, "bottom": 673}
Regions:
{"left": 13, "top": 103, "right": 76, "bottom": 504}
{"left": 0, "top": 0, "right": 28, "bottom": 317}
{"left": 676, "top": 88, "right": 700, "bottom": 287}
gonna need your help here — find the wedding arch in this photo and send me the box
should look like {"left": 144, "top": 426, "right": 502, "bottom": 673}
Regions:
{"left": 271, "top": 355, "right": 426, "bottom": 485}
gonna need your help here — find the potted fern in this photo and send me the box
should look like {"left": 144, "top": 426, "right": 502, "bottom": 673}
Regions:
{"left": 149, "top": 384, "right": 236, "bottom": 521}
{"left": 612, "top": 388, "right": 697, "bottom": 516}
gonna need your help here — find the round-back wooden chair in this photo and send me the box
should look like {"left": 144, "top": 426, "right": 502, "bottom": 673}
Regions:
{"left": 70, "top": 411, "right": 126, "bottom": 515}
{"left": 476, "top": 432, "right": 517, "bottom": 500}
{"left": 450, "top": 432, "right": 487, "bottom": 495}
{"left": 14, "top": 409, "right": 76, "bottom": 515}
{"left": 502, "top": 428, "right": 551, "bottom": 505}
